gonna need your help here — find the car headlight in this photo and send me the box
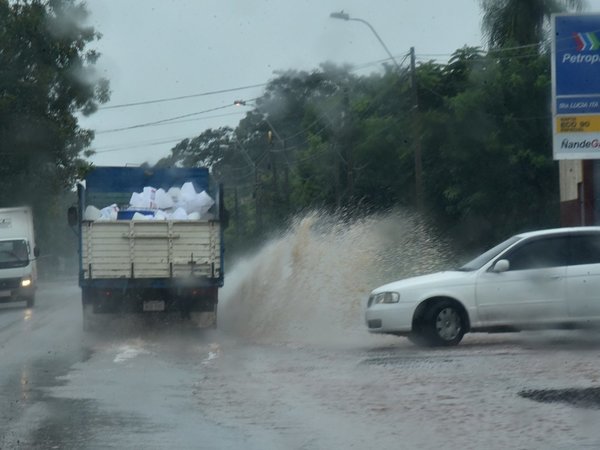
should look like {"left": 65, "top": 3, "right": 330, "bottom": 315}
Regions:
{"left": 369, "top": 292, "right": 400, "bottom": 306}
{"left": 21, "top": 278, "right": 32, "bottom": 287}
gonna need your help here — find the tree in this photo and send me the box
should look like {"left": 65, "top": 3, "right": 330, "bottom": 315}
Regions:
{"left": 0, "top": 0, "right": 109, "bottom": 274}
{"left": 157, "top": 41, "right": 565, "bottom": 256}
{"left": 157, "top": 127, "right": 235, "bottom": 173}
{"left": 0, "top": 0, "right": 109, "bottom": 208}
{"left": 422, "top": 47, "right": 559, "bottom": 247}
{"left": 480, "top": 0, "right": 586, "bottom": 49}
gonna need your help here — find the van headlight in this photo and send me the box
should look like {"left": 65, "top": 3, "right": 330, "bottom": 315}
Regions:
{"left": 21, "top": 278, "right": 32, "bottom": 287}
{"left": 369, "top": 292, "right": 400, "bottom": 306}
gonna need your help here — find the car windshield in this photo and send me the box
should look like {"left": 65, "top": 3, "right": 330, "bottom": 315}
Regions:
{"left": 0, "top": 239, "right": 29, "bottom": 268}
{"left": 458, "top": 235, "right": 521, "bottom": 271}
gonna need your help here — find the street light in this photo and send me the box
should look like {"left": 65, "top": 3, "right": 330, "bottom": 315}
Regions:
{"left": 329, "top": 11, "right": 423, "bottom": 210}
{"left": 329, "top": 11, "right": 401, "bottom": 72}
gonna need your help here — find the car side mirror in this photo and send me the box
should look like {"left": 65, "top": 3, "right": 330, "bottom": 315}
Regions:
{"left": 492, "top": 259, "right": 510, "bottom": 273}
{"left": 67, "top": 206, "right": 78, "bottom": 227}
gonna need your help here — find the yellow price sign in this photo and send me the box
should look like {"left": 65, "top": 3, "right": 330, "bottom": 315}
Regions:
{"left": 557, "top": 115, "right": 600, "bottom": 133}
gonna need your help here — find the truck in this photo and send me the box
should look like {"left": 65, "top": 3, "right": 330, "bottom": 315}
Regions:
{"left": 0, "top": 206, "right": 38, "bottom": 308}
{"left": 68, "top": 167, "right": 226, "bottom": 330}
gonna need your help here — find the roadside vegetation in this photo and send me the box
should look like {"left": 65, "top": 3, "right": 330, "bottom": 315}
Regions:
{"left": 0, "top": 0, "right": 587, "bottom": 267}
{"left": 159, "top": 0, "right": 586, "bottom": 254}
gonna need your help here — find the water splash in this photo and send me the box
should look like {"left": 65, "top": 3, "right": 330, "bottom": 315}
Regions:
{"left": 218, "top": 209, "right": 454, "bottom": 345}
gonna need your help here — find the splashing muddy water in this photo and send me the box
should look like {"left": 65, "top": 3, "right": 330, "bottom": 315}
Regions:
{"left": 219, "top": 210, "right": 454, "bottom": 345}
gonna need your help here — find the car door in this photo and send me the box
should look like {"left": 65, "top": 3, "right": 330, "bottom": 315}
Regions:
{"left": 475, "top": 235, "right": 569, "bottom": 326}
{"left": 566, "top": 232, "right": 600, "bottom": 321}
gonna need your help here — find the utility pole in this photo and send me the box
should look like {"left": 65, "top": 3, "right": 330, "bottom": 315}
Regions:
{"left": 329, "top": 12, "right": 423, "bottom": 210}
{"left": 232, "top": 138, "right": 262, "bottom": 233}
{"left": 410, "top": 46, "right": 424, "bottom": 211}
{"left": 342, "top": 88, "right": 354, "bottom": 201}
{"left": 264, "top": 116, "right": 291, "bottom": 213}
{"left": 233, "top": 186, "right": 241, "bottom": 239}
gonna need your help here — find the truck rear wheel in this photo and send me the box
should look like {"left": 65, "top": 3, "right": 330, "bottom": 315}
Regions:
{"left": 190, "top": 310, "right": 217, "bottom": 329}
{"left": 82, "top": 303, "right": 96, "bottom": 332}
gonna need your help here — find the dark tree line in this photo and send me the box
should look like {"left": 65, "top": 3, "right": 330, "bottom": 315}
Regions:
{"left": 0, "top": 0, "right": 586, "bottom": 265}
{"left": 0, "top": 0, "right": 109, "bottom": 273}
{"left": 157, "top": 1, "right": 586, "bottom": 255}
{"left": 157, "top": 51, "right": 555, "bottom": 252}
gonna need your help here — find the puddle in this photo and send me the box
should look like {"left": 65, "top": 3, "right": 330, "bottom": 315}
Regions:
{"left": 519, "top": 387, "right": 600, "bottom": 409}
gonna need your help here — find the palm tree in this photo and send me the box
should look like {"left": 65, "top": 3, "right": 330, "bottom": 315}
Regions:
{"left": 480, "top": 0, "right": 586, "bottom": 49}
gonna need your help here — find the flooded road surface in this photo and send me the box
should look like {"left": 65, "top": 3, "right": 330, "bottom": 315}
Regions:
{"left": 2, "top": 280, "right": 600, "bottom": 449}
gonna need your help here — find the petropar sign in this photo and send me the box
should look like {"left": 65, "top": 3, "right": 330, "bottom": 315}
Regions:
{"left": 552, "top": 14, "right": 600, "bottom": 159}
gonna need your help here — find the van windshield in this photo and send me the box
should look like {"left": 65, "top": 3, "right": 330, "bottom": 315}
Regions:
{"left": 0, "top": 239, "right": 29, "bottom": 269}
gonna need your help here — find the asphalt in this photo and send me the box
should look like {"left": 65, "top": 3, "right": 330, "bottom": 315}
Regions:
{"left": 3, "top": 279, "right": 600, "bottom": 449}
{"left": 0, "top": 280, "right": 254, "bottom": 450}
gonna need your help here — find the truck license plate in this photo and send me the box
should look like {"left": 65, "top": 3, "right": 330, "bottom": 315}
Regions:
{"left": 0, "top": 290, "right": 10, "bottom": 297}
{"left": 143, "top": 300, "right": 165, "bottom": 312}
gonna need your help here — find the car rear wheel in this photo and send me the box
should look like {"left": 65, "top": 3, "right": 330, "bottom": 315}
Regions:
{"left": 416, "top": 301, "right": 466, "bottom": 347}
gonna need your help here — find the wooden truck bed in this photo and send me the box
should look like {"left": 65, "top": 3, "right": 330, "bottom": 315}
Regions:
{"left": 81, "top": 220, "right": 221, "bottom": 280}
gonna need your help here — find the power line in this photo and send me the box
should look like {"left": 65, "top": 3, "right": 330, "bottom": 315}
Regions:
{"left": 91, "top": 43, "right": 543, "bottom": 164}
{"left": 350, "top": 52, "right": 411, "bottom": 72}
{"left": 96, "top": 55, "right": 409, "bottom": 117}
{"left": 89, "top": 55, "right": 412, "bottom": 145}
{"left": 415, "top": 51, "right": 543, "bottom": 63}
{"left": 100, "top": 111, "right": 245, "bottom": 132}
{"left": 93, "top": 68, "right": 409, "bottom": 180}
{"left": 96, "top": 104, "right": 231, "bottom": 133}
{"left": 416, "top": 26, "right": 600, "bottom": 58}
{"left": 234, "top": 53, "right": 412, "bottom": 146}
{"left": 91, "top": 30, "right": 584, "bottom": 119}
{"left": 98, "top": 83, "right": 268, "bottom": 110}
{"left": 92, "top": 136, "right": 189, "bottom": 153}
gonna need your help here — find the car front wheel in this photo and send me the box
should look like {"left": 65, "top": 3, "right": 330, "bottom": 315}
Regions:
{"left": 415, "top": 301, "right": 466, "bottom": 347}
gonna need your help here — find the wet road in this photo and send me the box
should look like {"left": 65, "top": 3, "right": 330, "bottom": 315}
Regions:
{"left": 0, "top": 281, "right": 250, "bottom": 449}
{"left": 3, "top": 281, "right": 600, "bottom": 449}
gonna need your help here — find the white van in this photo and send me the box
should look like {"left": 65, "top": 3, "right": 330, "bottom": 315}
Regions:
{"left": 0, "top": 207, "right": 38, "bottom": 307}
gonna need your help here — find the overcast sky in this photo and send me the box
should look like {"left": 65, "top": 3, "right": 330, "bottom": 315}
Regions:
{"left": 79, "top": 0, "right": 600, "bottom": 167}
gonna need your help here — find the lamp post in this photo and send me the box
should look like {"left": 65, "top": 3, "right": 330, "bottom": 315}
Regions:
{"left": 329, "top": 11, "right": 401, "bottom": 72}
{"left": 329, "top": 11, "right": 423, "bottom": 210}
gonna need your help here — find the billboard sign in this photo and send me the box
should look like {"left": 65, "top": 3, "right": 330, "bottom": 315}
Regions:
{"left": 552, "top": 14, "right": 600, "bottom": 159}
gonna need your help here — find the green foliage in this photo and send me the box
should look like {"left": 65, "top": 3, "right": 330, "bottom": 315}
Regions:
{"left": 423, "top": 48, "right": 558, "bottom": 246}
{"left": 160, "top": 47, "right": 563, "bottom": 254}
{"left": 0, "top": 0, "right": 109, "bottom": 199}
{"left": 480, "top": 0, "right": 586, "bottom": 49}
{"left": 160, "top": 3, "right": 589, "bottom": 255}
{"left": 0, "top": 0, "right": 109, "bottom": 270}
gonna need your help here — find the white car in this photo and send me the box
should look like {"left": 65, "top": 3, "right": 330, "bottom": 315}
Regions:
{"left": 365, "top": 227, "right": 600, "bottom": 346}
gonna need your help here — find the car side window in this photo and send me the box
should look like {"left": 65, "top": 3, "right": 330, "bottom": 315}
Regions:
{"left": 504, "top": 236, "right": 568, "bottom": 271}
{"left": 569, "top": 234, "right": 600, "bottom": 266}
